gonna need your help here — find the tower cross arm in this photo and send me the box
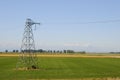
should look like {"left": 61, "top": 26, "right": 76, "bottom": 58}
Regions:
{"left": 26, "top": 18, "right": 40, "bottom": 26}
{"left": 33, "top": 22, "right": 40, "bottom": 25}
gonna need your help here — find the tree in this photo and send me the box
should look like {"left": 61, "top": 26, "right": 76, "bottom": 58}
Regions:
{"left": 5, "top": 50, "right": 8, "bottom": 53}
{"left": 13, "top": 50, "right": 16, "bottom": 52}
{"left": 38, "top": 49, "right": 43, "bottom": 53}
{"left": 63, "top": 50, "right": 67, "bottom": 53}
{"left": 53, "top": 50, "right": 56, "bottom": 53}
{"left": 57, "top": 50, "right": 60, "bottom": 53}
{"left": 16, "top": 50, "right": 19, "bottom": 52}
{"left": 67, "top": 50, "right": 75, "bottom": 53}
{"left": 50, "top": 50, "right": 52, "bottom": 53}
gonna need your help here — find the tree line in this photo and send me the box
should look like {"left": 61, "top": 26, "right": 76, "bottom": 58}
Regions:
{"left": 4, "top": 49, "right": 86, "bottom": 54}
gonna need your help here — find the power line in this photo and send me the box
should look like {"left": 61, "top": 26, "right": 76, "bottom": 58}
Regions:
{"left": 44, "top": 19, "right": 120, "bottom": 25}
{"left": 79, "top": 19, "right": 120, "bottom": 24}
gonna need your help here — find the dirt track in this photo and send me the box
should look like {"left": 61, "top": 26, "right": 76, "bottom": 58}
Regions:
{"left": 0, "top": 53, "right": 120, "bottom": 58}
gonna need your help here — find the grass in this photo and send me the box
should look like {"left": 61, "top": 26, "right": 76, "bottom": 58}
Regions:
{"left": 0, "top": 56, "right": 120, "bottom": 80}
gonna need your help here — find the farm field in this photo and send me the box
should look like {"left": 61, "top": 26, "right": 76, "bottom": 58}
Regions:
{"left": 0, "top": 54, "right": 120, "bottom": 80}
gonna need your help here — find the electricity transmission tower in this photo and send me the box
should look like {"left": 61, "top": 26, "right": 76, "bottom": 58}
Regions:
{"left": 17, "top": 18, "right": 40, "bottom": 70}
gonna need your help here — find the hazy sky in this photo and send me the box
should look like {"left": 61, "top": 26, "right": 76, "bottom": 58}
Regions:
{"left": 0, "top": 0, "right": 120, "bottom": 52}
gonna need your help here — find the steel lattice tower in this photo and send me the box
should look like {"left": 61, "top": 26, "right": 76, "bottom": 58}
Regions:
{"left": 17, "top": 18, "right": 40, "bottom": 70}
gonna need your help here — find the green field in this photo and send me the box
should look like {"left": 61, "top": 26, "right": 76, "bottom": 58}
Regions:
{"left": 0, "top": 56, "right": 120, "bottom": 80}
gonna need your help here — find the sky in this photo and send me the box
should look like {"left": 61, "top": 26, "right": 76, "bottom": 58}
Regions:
{"left": 0, "top": 0, "right": 120, "bottom": 52}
